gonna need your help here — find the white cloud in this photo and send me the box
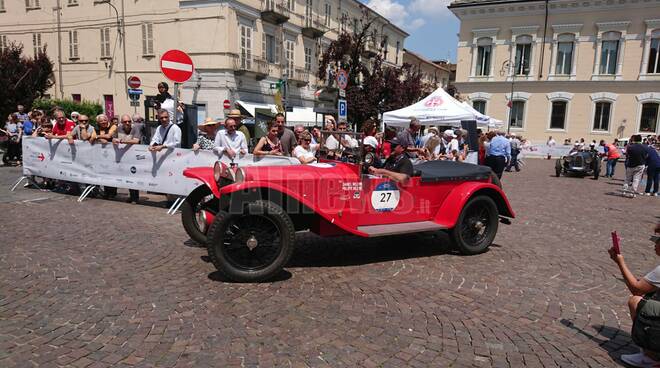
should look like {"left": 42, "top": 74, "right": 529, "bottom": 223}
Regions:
{"left": 410, "top": 0, "right": 453, "bottom": 18}
{"left": 367, "top": 0, "right": 427, "bottom": 32}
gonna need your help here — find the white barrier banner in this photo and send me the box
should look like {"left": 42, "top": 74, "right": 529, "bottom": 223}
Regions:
{"left": 22, "top": 137, "right": 298, "bottom": 196}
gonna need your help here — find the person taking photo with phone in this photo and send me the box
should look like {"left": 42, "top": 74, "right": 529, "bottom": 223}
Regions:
{"left": 608, "top": 223, "right": 660, "bottom": 367}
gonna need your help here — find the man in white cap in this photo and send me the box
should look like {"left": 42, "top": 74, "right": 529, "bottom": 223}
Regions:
{"left": 443, "top": 129, "right": 459, "bottom": 154}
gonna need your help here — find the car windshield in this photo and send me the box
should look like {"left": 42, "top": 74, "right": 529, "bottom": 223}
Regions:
{"left": 318, "top": 129, "right": 364, "bottom": 164}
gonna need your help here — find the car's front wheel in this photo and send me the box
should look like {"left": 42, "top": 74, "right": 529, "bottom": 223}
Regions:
{"left": 206, "top": 200, "right": 295, "bottom": 282}
{"left": 451, "top": 195, "right": 499, "bottom": 255}
{"left": 555, "top": 159, "right": 562, "bottom": 177}
{"left": 181, "top": 185, "right": 218, "bottom": 244}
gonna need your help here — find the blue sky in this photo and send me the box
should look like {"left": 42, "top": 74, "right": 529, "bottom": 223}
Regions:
{"left": 361, "top": 0, "right": 459, "bottom": 62}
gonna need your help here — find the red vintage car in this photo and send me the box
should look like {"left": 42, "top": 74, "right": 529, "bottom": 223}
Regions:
{"left": 182, "top": 147, "right": 515, "bottom": 282}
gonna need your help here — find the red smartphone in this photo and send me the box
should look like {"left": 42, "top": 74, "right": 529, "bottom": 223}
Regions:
{"left": 611, "top": 231, "right": 621, "bottom": 254}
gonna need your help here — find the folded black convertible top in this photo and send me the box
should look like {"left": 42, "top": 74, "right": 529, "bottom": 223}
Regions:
{"left": 413, "top": 160, "right": 493, "bottom": 183}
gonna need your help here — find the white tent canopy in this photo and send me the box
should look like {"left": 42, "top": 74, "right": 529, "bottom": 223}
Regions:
{"left": 383, "top": 88, "right": 491, "bottom": 128}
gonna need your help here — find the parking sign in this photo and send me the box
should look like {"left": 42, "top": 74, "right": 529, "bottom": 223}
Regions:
{"left": 338, "top": 99, "right": 347, "bottom": 120}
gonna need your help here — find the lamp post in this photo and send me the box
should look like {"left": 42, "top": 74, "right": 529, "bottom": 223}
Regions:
{"left": 99, "top": 0, "right": 128, "bottom": 99}
{"left": 500, "top": 59, "right": 529, "bottom": 134}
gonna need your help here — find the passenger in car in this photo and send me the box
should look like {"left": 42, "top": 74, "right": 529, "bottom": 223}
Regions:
{"left": 293, "top": 131, "right": 319, "bottom": 164}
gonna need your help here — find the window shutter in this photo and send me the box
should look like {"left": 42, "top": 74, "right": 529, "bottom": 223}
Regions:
{"left": 262, "top": 33, "right": 266, "bottom": 58}
{"left": 141, "top": 24, "right": 147, "bottom": 54}
{"left": 275, "top": 33, "right": 281, "bottom": 64}
{"left": 147, "top": 24, "right": 153, "bottom": 54}
{"left": 73, "top": 31, "right": 78, "bottom": 58}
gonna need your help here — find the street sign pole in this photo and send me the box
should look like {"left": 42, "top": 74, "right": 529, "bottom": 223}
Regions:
{"left": 173, "top": 83, "right": 178, "bottom": 124}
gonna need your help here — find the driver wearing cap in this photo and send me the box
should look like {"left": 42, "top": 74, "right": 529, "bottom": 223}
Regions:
{"left": 368, "top": 137, "right": 413, "bottom": 183}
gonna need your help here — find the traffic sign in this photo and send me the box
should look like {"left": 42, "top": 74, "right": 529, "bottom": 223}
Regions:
{"left": 338, "top": 89, "right": 346, "bottom": 98}
{"left": 128, "top": 88, "right": 143, "bottom": 94}
{"left": 336, "top": 69, "right": 348, "bottom": 90}
{"left": 338, "top": 99, "right": 347, "bottom": 120}
{"left": 223, "top": 99, "right": 231, "bottom": 109}
{"left": 160, "top": 49, "right": 194, "bottom": 83}
{"left": 128, "top": 93, "right": 140, "bottom": 102}
{"left": 127, "top": 75, "right": 141, "bottom": 89}
{"left": 130, "top": 101, "right": 140, "bottom": 107}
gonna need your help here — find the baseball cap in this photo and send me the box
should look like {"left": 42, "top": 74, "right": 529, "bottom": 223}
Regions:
{"left": 363, "top": 136, "right": 378, "bottom": 149}
{"left": 444, "top": 129, "right": 457, "bottom": 138}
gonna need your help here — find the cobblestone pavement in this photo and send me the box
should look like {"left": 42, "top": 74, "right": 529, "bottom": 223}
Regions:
{"left": 1, "top": 160, "right": 658, "bottom": 368}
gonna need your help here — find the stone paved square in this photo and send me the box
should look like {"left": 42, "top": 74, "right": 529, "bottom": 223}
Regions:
{"left": 0, "top": 159, "right": 658, "bottom": 367}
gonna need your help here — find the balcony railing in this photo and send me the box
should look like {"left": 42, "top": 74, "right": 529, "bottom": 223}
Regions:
{"left": 261, "top": 0, "right": 290, "bottom": 25}
{"left": 362, "top": 39, "right": 379, "bottom": 58}
{"left": 290, "top": 67, "right": 310, "bottom": 86}
{"left": 253, "top": 58, "right": 269, "bottom": 80}
{"left": 302, "top": 14, "right": 327, "bottom": 39}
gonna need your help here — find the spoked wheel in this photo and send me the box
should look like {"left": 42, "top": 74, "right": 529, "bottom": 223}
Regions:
{"left": 451, "top": 195, "right": 499, "bottom": 255}
{"left": 207, "top": 201, "right": 295, "bottom": 282}
{"left": 181, "top": 186, "right": 219, "bottom": 244}
{"left": 555, "top": 159, "right": 562, "bottom": 177}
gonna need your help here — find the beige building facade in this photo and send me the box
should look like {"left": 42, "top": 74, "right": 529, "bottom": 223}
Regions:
{"left": 449, "top": 0, "right": 660, "bottom": 143}
{"left": 402, "top": 48, "right": 451, "bottom": 89}
{"left": 0, "top": 0, "right": 407, "bottom": 123}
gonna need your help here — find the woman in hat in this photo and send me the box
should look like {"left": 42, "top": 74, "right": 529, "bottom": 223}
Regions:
{"left": 253, "top": 119, "right": 283, "bottom": 156}
{"left": 192, "top": 118, "right": 218, "bottom": 152}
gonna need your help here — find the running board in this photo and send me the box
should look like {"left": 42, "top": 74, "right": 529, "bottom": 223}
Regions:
{"left": 358, "top": 221, "right": 446, "bottom": 237}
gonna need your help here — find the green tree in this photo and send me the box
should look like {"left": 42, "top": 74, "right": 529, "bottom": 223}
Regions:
{"left": 317, "top": 15, "right": 433, "bottom": 127}
{"left": 0, "top": 43, "right": 54, "bottom": 121}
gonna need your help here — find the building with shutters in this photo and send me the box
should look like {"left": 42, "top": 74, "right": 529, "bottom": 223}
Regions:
{"left": 449, "top": 0, "right": 660, "bottom": 143}
{"left": 0, "top": 0, "right": 407, "bottom": 124}
{"left": 402, "top": 49, "right": 452, "bottom": 89}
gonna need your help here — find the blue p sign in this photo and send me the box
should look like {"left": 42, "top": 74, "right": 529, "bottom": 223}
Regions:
{"left": 338, "top": 99, "right": 347, "bottom": 120}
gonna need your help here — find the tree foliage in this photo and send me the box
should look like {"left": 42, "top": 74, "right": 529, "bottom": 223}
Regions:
{"left": 317, "top": 15, "right": 433, "bottom": 127}
{"left": 32, "top": 98, "right": 103, "bottom": 122}
{"left": 0, "top": 43, "right": 54, "bottom": 121}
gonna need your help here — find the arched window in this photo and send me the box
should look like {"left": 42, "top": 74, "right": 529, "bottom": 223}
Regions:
{"left": 600, "top": 31, "right": 621, "bottom": 75}
{"left": 476, "top": 37, "right": 492, "bottom": 76}
{"left": 640, "top": 102, "right": 659, "bottom": 133}
{"left": 514, "top": 35, "right": 532, "bottom": 75}
{"left": 647, "top": 29, "right": 660, "bottom": 74}
{"left": 555, "top": 33, "right": 575, "bottom": 75}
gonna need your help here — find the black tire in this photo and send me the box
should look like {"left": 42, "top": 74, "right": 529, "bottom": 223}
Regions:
{"left": 555, "top": 159, "right": 562, "bottom": 177}
{"left": 593, "top": 157, "right": 601, "bottom": 180}
{"left": 181, "top": 185, "right": 218, "bottom": 244}
{"left": 206, "top": 200, "right": 295, "bottom": 282}
{"left": 451, "top": 195, "right": 499, "bottom": 255}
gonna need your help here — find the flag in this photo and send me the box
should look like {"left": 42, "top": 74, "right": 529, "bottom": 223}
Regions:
{"left": 506, "top": 100, "right": 512, "bottom": 108}
{"left": 314, "top": 88, "right": 324, "bottom": 97}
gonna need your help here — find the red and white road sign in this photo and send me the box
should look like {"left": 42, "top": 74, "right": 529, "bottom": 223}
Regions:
{"left": 160, "top": 50, "right": 194, "bottom": 83}
{"left": 223, "top": 99, "right": 231, "bottom": 109}
{"left": 127, "top": 75, "right": 141, "bottom": 89}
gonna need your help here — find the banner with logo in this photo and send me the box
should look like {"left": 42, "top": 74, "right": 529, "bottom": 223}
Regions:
{"left": 22, "top": 137, "right": 298, "bottom": 196}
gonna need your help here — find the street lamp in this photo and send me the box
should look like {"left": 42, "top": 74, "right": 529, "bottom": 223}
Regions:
{"left": 500, "top": 59, "right": 529, "bottom": 134}
{"left": 99, "top": 0, "right": 128, "bottom": 98}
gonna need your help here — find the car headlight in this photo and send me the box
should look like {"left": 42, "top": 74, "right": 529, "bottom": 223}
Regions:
{"left": 234, "top": 167, "right": 245, "bottom": 183}
{"left": 223, "top": 165, "right": 236, "bottom": 182}
{"left": 213, "top": 161, "right": 223, "bottom": 182}
{"left": 563, "top": 156, "right": 570, "bottom": 162}
{"left": 585, "top": 157, "right": 592, "bottom": 164}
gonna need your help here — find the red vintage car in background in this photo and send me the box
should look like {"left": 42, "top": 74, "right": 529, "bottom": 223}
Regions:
{"left": 182, "top": 138, "right": 514, "bottom": 282}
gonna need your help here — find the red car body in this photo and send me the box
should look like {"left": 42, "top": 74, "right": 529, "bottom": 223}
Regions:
{"left": 184, "top": 162, "right": 514, "bottom": 237}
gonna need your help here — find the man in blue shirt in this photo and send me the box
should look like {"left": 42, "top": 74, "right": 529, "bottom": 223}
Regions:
{"left": 486, "top": 131, "right": 511, "bottom": 179}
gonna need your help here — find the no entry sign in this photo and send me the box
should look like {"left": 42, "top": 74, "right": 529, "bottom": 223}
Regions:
{"left": 223, "top": 99, "right": 231, "bottom": 109}
{"left": 127, "top": 76, "right": 141, "bottom": 89}
{"left": 160, "top": 49, "right": 194, "bottom": 83}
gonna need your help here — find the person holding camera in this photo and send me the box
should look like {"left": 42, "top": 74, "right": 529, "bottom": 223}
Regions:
{"left": 609, "top": 223, "right": 660, "bottom": 367}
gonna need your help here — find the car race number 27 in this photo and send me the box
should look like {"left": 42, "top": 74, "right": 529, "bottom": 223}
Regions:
{"left": 371, "top": 182, "right": 400, "bottom": 212}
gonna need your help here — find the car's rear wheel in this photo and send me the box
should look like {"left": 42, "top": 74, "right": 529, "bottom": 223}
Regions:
{"left": 181, "top": 185, "right": 218, "bottom": 244}
{"left": 555, "top": 159, "right": 562, "bottom": 177}
{"left": 206, "top": 200, "right": 295, "bottom": 282}
{"left": 451, "top": 195, "right": 499, "bottom": 255}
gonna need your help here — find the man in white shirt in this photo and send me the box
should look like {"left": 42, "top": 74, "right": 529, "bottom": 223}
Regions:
{"left": 148, "top": 109, "right": 182, "bottom": 152}
{"left": 214, "top": 118, "right": 247, "bottom": 159}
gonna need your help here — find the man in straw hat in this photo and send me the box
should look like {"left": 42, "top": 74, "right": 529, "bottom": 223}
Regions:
{"left": 226, "top": 109, "right": 250, "bottom": 143}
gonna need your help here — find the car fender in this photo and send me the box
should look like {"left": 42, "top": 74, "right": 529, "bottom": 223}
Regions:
{"left": 433, "top": 182, "right": 515, "bottom": 228}
{"left": 183, "top": 167, "right": 220, "bottom": 197}
{"left": 219, "top": 181, "right": 369, "bottom": 237}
